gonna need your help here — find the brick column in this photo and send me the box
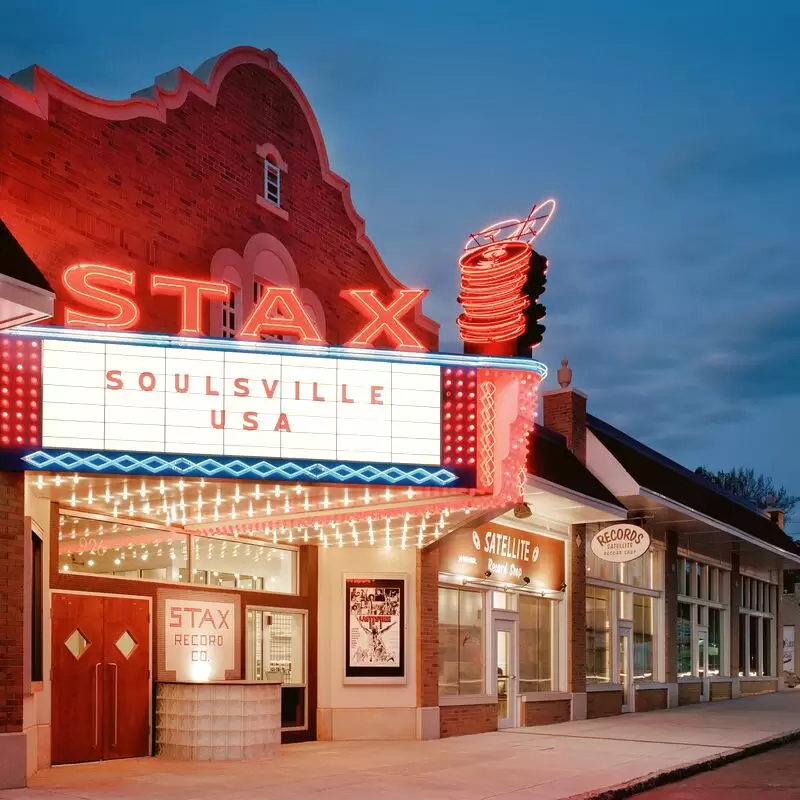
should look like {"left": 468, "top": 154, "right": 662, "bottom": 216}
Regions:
{"left": 569, "top": 524, "right": 587, "bottom": 706}
{"left": 0, "top": 472, "right": 24, "bottom": 735}
{"left": 730, "top": 551, "right": 741, "bottom": 696}
{"left": 416, "top": 544, "right": 440, "bottom": 738}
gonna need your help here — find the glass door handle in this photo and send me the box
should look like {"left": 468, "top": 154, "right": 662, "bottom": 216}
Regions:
{"left": 93, "top": 662, "right": 101, "bottom": 748}
{"left": 107, "top": 662, "right": 119, "bottom": 748}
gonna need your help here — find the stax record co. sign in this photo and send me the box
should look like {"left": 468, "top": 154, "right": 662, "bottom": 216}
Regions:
{"left": 590, "top": 524, "right": 651, "bottom": 563}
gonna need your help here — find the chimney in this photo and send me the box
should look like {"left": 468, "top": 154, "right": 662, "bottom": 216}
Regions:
{"left": 766, "top": 507, "right": 785, "bottom": 530}
{"left": 541, "top": 358, "right": 587, "bottom": 463}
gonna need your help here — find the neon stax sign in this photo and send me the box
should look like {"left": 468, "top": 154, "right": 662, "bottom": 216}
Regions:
{"left": 61, "top": 265, "right": 429, "bottom": 351}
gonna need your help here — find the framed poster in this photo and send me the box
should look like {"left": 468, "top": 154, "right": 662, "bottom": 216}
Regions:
{"left": 344, "top": 576, "right": 406, "bottom": 682}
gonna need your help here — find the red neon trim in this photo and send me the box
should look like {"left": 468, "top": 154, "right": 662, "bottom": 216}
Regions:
{"left": 238, "top": 286, "right": 326, "bottom": 344}
{"left": 62, "top": 264, "right": 140, "bottom": 330}
{"left": 341, "top": 289, "right": 428, "bottom": 352}
{"left": 150, "top": 274, "right": 230, "bottom": 336}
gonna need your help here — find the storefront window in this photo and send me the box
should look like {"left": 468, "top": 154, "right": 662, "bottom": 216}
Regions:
{"left": 519, "top": 595, "right": 554, "bottom": 693}
{"left": 192, "top": 537, "right": 296, "bottom": 594}
{"left": 246, "top": 608, "right": 306, "bottom": 729}
{"left": 632, "top": 595, "right": 654, "bottom": 681}
{"left": 586, "top": 587, "right": 612, "bottom": 684}
{"left": 708, "top": 607, "right": 721, "bottom": 676}
{"left": 58, "top": 515, "right": 189, "bottom": 581}
{"left": 739, "top": 575, "right": 776, "bottom": 677}
{"left": 624, "top": 553, "right": 650, "bottom": 589}
{"left": 438, "top": 587, "right": 484, "bottom": 696}
{"left": 586, "top": 548, "right": 618, "bottom": 582}
{"left": 677, "top": 603, "right": 692, "bottom": 677}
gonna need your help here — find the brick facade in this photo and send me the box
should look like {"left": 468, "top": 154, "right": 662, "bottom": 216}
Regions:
{"left": 0, "top": 48, "right": 437, "bottom": 348}
{"left": 664, "top": 531, "right": 678, "bottom": 684}
{"left": 710, "top": 681, "right": 733, "bottom": 702}
{"left": 439, "top": 704, "right": 497, "bottom": 738}
{"left": 569, "top": 524, "right": 587, "bottom": 694}
{"left": 417, "top": 545, "right": 439, "bottom": 709}
{"left": 635, "top": 688, "right": 668, "bottom": 712}
{"left": 0, "top": 472, "right": 24, "bottom": 733}
{"left": 678, "top": 682, "right": 702, "bottom": 706}
{"left": 586, "top": 690, "right": 622, "bottom": 719}
{"left": 523, "top": 699, "right": 571, "bottom": 726}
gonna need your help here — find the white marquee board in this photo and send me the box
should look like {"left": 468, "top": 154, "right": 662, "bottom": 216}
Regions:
{"left": 40, "top": 340, "right": 442, "bottom": 464}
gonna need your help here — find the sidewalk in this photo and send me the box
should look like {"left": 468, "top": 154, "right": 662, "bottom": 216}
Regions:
{"left": 5, "top": 691, "right": 800, "bottom": 800}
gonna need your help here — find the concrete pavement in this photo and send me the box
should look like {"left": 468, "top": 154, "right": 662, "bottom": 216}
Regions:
{"left": 3, "top": 691, "right": 800, "bottom": 800}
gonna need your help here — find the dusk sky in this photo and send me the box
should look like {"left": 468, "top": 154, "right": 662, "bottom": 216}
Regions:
{"left": 2, "top": 1, "right": 798, "bottom": 531}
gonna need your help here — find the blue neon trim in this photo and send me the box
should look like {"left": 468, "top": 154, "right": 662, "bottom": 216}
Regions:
{"left": 10, "top": 326, "right": 548, "bottom": 378}
{"left": 21, "top": 450, "right": 464, "bottom": 487}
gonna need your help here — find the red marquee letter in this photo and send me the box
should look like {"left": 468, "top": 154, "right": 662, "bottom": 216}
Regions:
{"left": 151, "top": 274, "right": 230, "bottom": 335}
{"left": 239, "top": 287, "right": 325, "bottom": 344}
{"left": 63, "top": 264, "right": 140, "bottom": 330}
{"left": 341, "top": 289, "right": 428, "bottom": 351}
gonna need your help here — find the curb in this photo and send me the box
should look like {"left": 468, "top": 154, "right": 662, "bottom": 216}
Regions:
{"left": 565, "top": 727, "right": 800, "bottom": 800}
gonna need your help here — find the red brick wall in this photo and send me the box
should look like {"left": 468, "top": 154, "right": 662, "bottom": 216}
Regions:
{"left": 417, "top": 545, "right": 439, "bottom": 708}
{"left": 664, "top": 531, "right": 678, "bottom": 684}
{"left": 0, "top": 54, "right": 437, "bottom": 349}
{"left": 635, "top": 688, "right": 667, "bottom": 712}
{"left": 586, "top": 690, "right": 622, "bottom": 719}
{"left": 678, "top": 682, "right": 702, "bottom": 705}
{"left": 0, "top": 472, "right": 24, "bottom": 732}
{"left": 740, "top": 680, "right": 777, "bottom": 696}
{"left": 439, "top": 704, "right": 497, "bottom": 738}
{"left": 523, "top": 699, "right": 571, "bottom": 726}
{"left": 541, "top": 390, "right": 587, "bottom": 463}
{"left": 710, "top": 681, "right": 733, "bottom": 702}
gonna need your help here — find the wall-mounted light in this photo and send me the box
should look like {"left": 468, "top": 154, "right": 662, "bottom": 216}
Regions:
{"left": 523, "top": 576, "right": 531, "bottom": 585}
{"left": 483, "top": 570, "right": 492, "bottom": 578}
{"left": 560, "top": 581, "right": 567, "bottom": 592}
{"left": 513, "top": 502, "right": 532, "bottom": 519}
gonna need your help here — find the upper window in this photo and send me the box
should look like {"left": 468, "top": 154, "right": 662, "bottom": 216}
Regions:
{"left": 221, "top": 283, "right": 240, "bottom": 339}
{"left": 264, "top": 157, "right": 281, "bottom": 207}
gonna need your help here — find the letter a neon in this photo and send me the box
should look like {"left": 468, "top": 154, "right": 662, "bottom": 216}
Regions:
{"left": 238, "top": 287, "right": 325, "bottom": 344}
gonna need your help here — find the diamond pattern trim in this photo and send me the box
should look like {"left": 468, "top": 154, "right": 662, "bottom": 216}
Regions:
{"left": 22, "top": 451, "right": 458, "bottom": 486}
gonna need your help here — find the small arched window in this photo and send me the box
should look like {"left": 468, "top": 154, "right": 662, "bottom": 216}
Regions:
{"left": 264, "top": 156, "right": 281, "bottom": 207}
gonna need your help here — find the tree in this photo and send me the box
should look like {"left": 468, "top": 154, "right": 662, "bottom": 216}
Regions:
{"left": 694, "top": 466, "right": 799, "bottom": 518}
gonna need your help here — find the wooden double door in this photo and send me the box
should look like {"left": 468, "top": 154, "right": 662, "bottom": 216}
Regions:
{"left": 52, "top": 593, "right": 151, "bottom": 765}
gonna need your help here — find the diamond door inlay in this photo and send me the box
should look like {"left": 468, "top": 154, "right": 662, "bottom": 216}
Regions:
{"left": 115, "top": 630, "right": 137, "bottom": 659}
{"left": 64, "top": 628, "right": 90, "bottom": 659}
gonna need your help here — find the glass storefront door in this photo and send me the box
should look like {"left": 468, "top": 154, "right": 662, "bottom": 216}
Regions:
{"left": 495, "top": 620, "right": 517, "bottom": 729}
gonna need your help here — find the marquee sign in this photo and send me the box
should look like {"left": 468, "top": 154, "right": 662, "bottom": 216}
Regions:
{"left": 40, "top": 338, "right": 442, "bottom": 465}
{"left": 0, "top": 326, "right": 554, "bottom": 488}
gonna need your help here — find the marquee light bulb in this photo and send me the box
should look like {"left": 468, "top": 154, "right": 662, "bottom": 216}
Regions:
{"left": 254, "top": 484, "right": 261, "bottom": 500}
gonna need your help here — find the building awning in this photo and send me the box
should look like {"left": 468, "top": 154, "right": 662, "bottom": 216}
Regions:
{"left": 0, "top": 218, "right": 54, "bottom": 329}
{"left": 525, "top": 424, "right": 628, "bottom": 525}
{"left": 587, "top": 414, "right": 800, "bottom": 567}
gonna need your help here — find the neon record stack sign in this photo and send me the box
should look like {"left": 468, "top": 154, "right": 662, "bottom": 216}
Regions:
{"left": 457, "top": 198, "right": 556, "bottom": 357}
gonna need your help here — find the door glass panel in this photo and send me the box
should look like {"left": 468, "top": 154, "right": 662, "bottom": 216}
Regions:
{"left": 497, "top": 630, "right": 510, "bottom": 721}
{"left": 64, "top": 628, "right": 90, "bottom": 660}
{"left": 115, "top": 630, "right": 137, "bottom": 660}
{"left": 698, "top": 630, "right": 706, "bottom": 680}
{"left": 619, "top": 634, "right": 628, "bottom": 705}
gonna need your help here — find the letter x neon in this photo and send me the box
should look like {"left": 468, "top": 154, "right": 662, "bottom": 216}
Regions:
{"left": 341, "top": 289, "right": 428, "bottom": 352}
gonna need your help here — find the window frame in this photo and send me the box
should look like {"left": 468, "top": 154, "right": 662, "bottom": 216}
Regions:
{"left": 221, "top": 281, "right": 241, "bottom": 339}
{"left": 738, "top": 573, "right": 778, "bottom": 678}
{"left": 264, "top": 157, "right": 281, "bottom": 207}
{"left": 437, "top": 585, "right": 487, "bottom": 698}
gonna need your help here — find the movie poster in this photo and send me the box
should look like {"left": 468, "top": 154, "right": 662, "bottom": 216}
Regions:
{"left": 345, "top": 577, "right": 405, "bottom": 679}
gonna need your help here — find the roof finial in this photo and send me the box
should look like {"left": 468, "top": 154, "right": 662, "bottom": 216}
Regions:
{"left": 557, "top": 358, "right": 572, "bottom": 389}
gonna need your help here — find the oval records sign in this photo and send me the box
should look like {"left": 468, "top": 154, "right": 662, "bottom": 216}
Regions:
{"left": 591, "top": 524, "right": 650, "bottom": 563}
